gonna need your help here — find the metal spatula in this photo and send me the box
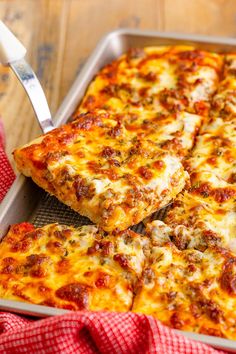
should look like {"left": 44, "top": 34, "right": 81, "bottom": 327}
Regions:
{"left": 0, "top": 20, "right": 54, "bottom": 133}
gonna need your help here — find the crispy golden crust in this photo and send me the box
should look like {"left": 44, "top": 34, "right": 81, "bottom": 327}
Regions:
{"left": 0, "top": 223, "right": 149, "bottom": 312}
{"left": 13, "top": 111, "right": 188, "bottom": 232}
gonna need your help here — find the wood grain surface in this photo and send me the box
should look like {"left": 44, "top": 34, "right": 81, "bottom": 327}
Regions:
{"left": 0, "top": 0, "right": 236, "bottom": 169}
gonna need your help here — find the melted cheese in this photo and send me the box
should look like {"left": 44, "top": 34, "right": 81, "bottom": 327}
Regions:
{"left": 79, "top": 45, "right": 222, "bottom": 117}
{"left": 0, "top": 223, "right": 148, "bottom": 312}
{"left": 164, "top": 172, "right": 236, "bottom": 252}
{"left": 14, "top": 111, "right": 188, "bottom": 232}
{"left": 11, "top": 45, "right": 236, "bottom": 340}
{"left": 211, "top": 54, "right": 236, "bottom": 117}
{"left": 133, "top": 239, "right": 236, "bottom": 339}
{"left": 186, "top": 117, "right": 236, "bottom": 183}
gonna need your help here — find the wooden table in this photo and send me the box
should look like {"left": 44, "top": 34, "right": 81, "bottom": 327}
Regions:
{"left": 0, "top": 0, "right": 235, "bottom": 169}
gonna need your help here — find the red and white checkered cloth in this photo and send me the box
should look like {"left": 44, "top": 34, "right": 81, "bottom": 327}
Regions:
{"left": 0, "top": 121, "right": 227, "bottom": 353}
{"left": 0, "top": 120, "right": 15, "bottom": 202}
{"left": 0, "top": 312, "right": 227, "bottom": 354}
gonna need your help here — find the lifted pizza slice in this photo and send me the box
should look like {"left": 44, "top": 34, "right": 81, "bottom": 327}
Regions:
{"left": 0, "top": 223, "right": 149, "bottom": 312}
{"left": 13, "top": 111, "right": 188, "bottom": 232}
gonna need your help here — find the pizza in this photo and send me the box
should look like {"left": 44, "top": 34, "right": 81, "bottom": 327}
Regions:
{"left": 13, "top": 46, "right": 228, "bottom": 232}
{"left": 9, "top": 44, "right": 236, "bottom": 341}
{"left": 132, "top": 48, "right": 236, "bottom": 337}
{"left": 149, "top": 171, "right": 236, "bottom": 253}
{"left": 79, "top": 46, "right": 223, "bottom": 117}
{"left": 162, "top": 55, "right": 236, "bottom": 253}
{"left": 13, "top": 110, "right": 188, "bottom": 232}
{"left": 161, "top": 49, "right": 236, "bottom": 254}
{"left": 133, "top": 221, "right": 236, "bottom": 339}
{"left": 0, "top": 222, "right": 149, "bottom": 312}
{"left": 3, "top": 220, "right": 236, "bottom": 340}
{"left": 77, "top": 109, "right": 203, "bottom": 159}
{"left": 184, "top": 117, "right": 236, "bottom": 183}
{"left": 211, "top": 54, "right": 236, "bottom": 118}
{"left": 114, "top": 109, "right": 204, "bottom": 159}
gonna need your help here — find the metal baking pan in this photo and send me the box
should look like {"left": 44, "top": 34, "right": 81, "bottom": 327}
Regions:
{"left": 1, "top": 28, "right": 236, "bottom": 352}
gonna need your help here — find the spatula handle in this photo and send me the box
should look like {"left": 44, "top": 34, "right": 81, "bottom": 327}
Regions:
{"left": 0, "top": 20, "right": 54, "bottom": 134}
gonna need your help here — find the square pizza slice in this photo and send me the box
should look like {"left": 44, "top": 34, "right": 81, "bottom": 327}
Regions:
{"left": 0, "top": 222, "right": 149, "bottom": 312}
{"left": 211, "top": 54, "right": 236, "bottom": 118}
{"left": 163, "top": 172, "right": 236, "bottom": 253}
{"left": 184, "top": 117, "right": 236, "bottom": 184}
{"left": 13, "top": 111, "right": 188, "bottom": 232}
{"left": 79, "top": 46, "right": 223, "bottom": 117}
{"left": 132, "top": 232, "right": 236, "bottom": 340}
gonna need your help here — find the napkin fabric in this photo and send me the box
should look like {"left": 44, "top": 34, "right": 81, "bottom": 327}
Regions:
{"left": 0, "top": 311, "right": 226, "bottom": 354}
{"left": 0, "top": 120, "right": 15, "bottom": 202}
